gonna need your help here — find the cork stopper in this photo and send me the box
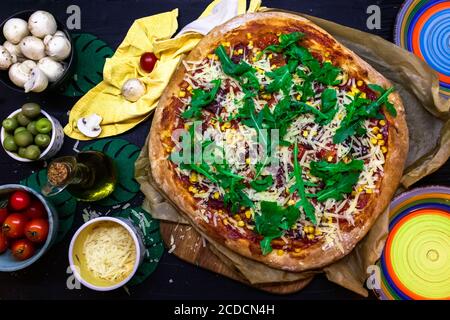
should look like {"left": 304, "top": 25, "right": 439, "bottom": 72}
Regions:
{"left": 47, "top": 162, "right": 70, "bottom": 187}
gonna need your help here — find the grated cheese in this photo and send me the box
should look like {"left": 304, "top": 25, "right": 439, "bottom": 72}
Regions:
{"left": 83, "top": 222, "right": 136, "bottom": 282}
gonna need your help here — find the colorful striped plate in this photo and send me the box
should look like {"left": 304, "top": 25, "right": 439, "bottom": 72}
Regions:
{"left": 394, "top": 0, "right": 450, "bottom": 98}
{"left": 375, "top": 186, "right": 450, "bottom": 300}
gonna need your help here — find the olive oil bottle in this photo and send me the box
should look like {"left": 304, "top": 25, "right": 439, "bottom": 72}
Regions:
{"left": 43, "top": 151, "right": 116, "bottom": 201}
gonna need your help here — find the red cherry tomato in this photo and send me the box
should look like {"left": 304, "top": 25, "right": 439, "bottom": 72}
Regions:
{"left": 24, "top": 199, "right": 46, "bottom": 220}
{"left": 140, "top": 52, "right": 157, "bottom": 73}
{"left": 9, "top": 190, "right": 31, "bottom": 211}
{"left": 25, "top": 218, "right": 49, "bottom": 243}
{"left": 0, "top": 208, "right": 8, "bottom": 224}
{"left": 11, "top": 239, "right": 35, "bottom": 261}
{"left": 0, "top": 233, "right": 8, "bottom": 254}
{"left": 2, "top": 213, "right": 28, "bottom": 239}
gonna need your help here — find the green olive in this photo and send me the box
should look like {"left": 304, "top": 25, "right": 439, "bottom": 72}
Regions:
{"left": 2, "top": 118, "right": 18, "bottom": 132}
{"left": 35, "top": 118, "right": 52, "bottom": 134}
{"left": 14, "top": 127, "right": 27, "bottom": 135}
{"left": 14, "top": 130, "right": 33, "bottom": 147}
{"left": 27, "top": 121, "right": 38, "bottom": 135}
{"left": 34, "top": 134, "right": 51, "bottom": 148}
{"left": 16, "top": 112, "right": 31, "bottom": 126}
{"left": 18, "top": 147, "right": 27, "bottom": 158}
{"left": 21, "top": 103, "right": 42, "bottom": 119}
{"left": 3, "top": 136, "right": 17, "bottom": 152}
{"left": 24, "top": 145, "right": 41, "bottom": 160}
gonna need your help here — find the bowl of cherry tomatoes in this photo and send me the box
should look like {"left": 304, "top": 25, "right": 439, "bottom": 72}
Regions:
{"left": 0, "top": 184, "right": 58, "bottom": 271}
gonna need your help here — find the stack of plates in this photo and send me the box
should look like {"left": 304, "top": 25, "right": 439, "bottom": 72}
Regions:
{"left": 375, "top": 186, "right": 450, "bottom": 300}
{"left": 394, "top": 0, "right": 450, "bottom": 98}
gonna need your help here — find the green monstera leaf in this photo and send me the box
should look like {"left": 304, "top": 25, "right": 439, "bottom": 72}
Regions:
{"left": 20, "top": 169, "right": 77, "bottom": 243}
{"left": 114, "top": 207, "right": 164, "bottom": 285}
{"left": 82, "top": 139, "right": 141, "bottom": 206}
{"left": 63, "top": 33, "right": 114, "bottom": 97}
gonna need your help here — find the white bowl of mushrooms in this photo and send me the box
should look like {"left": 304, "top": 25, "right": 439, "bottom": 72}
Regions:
{"left": 0, "top": 10, "right": 75, "bottom": 93}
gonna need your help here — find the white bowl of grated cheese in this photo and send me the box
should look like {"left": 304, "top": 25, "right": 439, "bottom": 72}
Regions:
{"left": 68, "top": 217, "right": 145, "bottom": 291}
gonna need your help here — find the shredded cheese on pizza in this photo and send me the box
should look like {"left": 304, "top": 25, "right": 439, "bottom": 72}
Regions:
{"left": 166, "top": 31, "right": 394, "bottom": 255}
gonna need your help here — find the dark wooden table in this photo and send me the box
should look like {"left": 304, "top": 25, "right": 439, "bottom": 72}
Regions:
{"left": 0, "top": 0, "right": 448, "bottom": 300}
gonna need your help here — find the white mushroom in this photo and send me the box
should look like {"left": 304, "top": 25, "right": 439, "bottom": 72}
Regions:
{"left": 28, "top": 11, "right": 57, "bottom": 38}
{"left": 44, "top": 32, "right": 71, "bottom": 61}
{"left": 43, "top": 31, "right": 66, "bottom": 46}
{"left": 0, "top": 45, "right": 14, "bottom": 70}
{"left": 37, "top": 57, "right": 64, "bottom": 82}
{"left": 20, "top": 36, "right": 46, "bottom": 60}
{"left": 2, "top": 18, "right": 29, "bottom": 44}
{"left": 77, "top": 113, "right": 103, "bottom": 138}
{"left": 121, "top": 78, "right": 146, "bottom": 102}
{"left": 3, "top": 41, "right": 24, "bottom": 62}
{"left": 8, "top": 60, "right": 36, "bottom": 88}
{"left": 24, "top": 66, "right": 48, "bottom": 92}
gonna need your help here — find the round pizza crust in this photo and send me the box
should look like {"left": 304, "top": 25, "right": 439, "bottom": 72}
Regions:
{"left": 149, "top": 12, "right": 409, "bottom": 272}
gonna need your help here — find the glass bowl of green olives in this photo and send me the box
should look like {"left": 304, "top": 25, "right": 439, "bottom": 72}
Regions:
{"left": 1, "top": 103, "right": 64, "bottom": 162}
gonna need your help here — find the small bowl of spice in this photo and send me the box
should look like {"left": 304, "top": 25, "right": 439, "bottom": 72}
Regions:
{"left": 68, "top": 217, "right": 145, "bottom": 291}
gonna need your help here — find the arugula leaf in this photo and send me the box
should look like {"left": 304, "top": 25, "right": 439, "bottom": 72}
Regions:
{"left": 367, "top": 84, "right": 384, "bottom": 92}
{"left": 180, "top": 163, "right": 217, "bottom": 183}
{"left": 215, "top": 45, "right": 253, "bottom": 78}
{"left": 314, "top": 62, "right": 341, "bottom": 86}
{"left": 321, "top": 88, "right": 337, "bottom": 112}
{"left": 215, "top": 45, "right": 259, "bottom": 94}
{"left": 285, "top": 45, "right": 314, "bottom": 63}
{"left": 241, "top": 70, "right": 260, "bottom": 91}
{"left": 333, "top": 87, "right": 396, "bottom": 143}
{"left": 367, "top": 85, "right": 397, "bottom": 117}
{"left": 236, "top": 98, "right": 273, "bottom": 180}
{"left": 182, "top": 79, "right": 222, "bottom": 119}
{"left": 260, "top": 235, "right": 281, "bottom": 256}
{"left": 266, "top": 65, "right": 293, "bottom": 94}
{"left": 272, "top": 96, "right": 298, "bottom": 128}
{"left": 179, "top": 126, "right": 254, "bottom": 213}
{"left": 334, "top": 120, "right": 363, "bottom": 143}
{"left": 290, "top": 142, "right": 316, "bottom": 224}
{"left": 316, "top": 172, "right": 361, "bottom": 202}
{"left": 310, "top": 159, "right": 364, "bottom": 180}
{"left": 317, "top": 88, "right": 339, "bottom": 124}
{"left": 309, "top": 159, "right": 364, "bottom": 202}
{"left": 287, "top": 45, "right": 341, "bottom": 86}
{"left": 178, "top": 134, "right": 219, "bottom": 182}
{"left": 211, "top": 160, "right": 253, "bottom": 213}
{"left": 215, "top": 163, "right": 245, "bottom": 180}
{"left": 294, "top": 78, "right": 315, "bottom": 102}
{"left": 259, "top": 32, "right": 304, "bottom": 57}
{"left": 223, "top": 179, "right": 253, "bottom": 213}
{"left": 333, "top": 93, "right": 371, "bottom": 143}
{"left": 250, "top": 175, "right": 274, "bottom": 192}
{"left": 291, "top": 101, "right": 329, "bottom": 122}
{"left": 255, "top": 201, "right": 300, "bottom": 255}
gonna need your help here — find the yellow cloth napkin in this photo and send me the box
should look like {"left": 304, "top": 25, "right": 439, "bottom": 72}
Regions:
{"left": 64, "top": 0, "right": 262, "bottom": 140}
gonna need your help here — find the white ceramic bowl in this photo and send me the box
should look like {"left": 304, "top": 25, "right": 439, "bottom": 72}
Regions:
{"left": 68, "top": 217, "right": 145, "bottom": 291}
{"left": 1, "top": 108, "right": 64, "bottom": 162}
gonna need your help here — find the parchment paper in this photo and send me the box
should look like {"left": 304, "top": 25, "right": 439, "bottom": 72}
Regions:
{"left": 135, "top": 10, "right": 450, "bottom": 297}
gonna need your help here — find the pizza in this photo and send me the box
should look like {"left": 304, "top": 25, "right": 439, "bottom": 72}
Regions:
{"left": 149, "top": 12, "right": 408, "bottom": 272}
